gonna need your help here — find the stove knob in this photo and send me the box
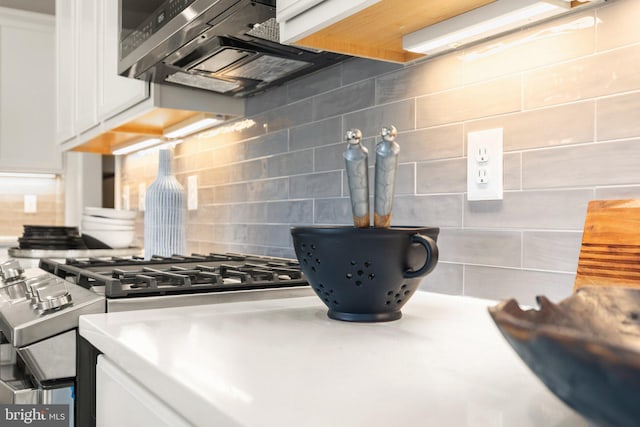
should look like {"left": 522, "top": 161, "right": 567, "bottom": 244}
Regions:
{"left": 24, "top": 275, "right": 52, "bottom": 301}
{"left": 33, "top": 277, "right": 73, "bottom": 312}
{"left": 0, "top": 280, "right": 27, "bottom": 302}
{"left": 0, "top": 259, "right": 24, "bottom": 283}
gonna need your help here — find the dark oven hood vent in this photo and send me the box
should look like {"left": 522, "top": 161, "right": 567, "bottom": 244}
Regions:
{"left": 119, "top": 0, "right": 348, "bottom": 97}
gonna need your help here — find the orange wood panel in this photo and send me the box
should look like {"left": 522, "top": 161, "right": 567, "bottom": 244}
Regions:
{"left": 294, "top": 0, "right": 498, "bottom": 63}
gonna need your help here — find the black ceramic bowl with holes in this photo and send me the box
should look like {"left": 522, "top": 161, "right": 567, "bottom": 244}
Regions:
{"left": 291, "top": 226, "right": 439, "bottom": 322}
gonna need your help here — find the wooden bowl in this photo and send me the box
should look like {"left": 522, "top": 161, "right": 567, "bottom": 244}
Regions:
{"left": 489, "top": 286, "right": 640, "bottom": 426}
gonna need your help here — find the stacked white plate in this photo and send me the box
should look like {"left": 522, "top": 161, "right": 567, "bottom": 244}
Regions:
{"left": 81, "top": 207, "right": 137, "bottom": 248}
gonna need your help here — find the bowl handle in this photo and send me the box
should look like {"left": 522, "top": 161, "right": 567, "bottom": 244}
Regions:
{"left": 403, "top": 234, "right": 439, "bottom": 279}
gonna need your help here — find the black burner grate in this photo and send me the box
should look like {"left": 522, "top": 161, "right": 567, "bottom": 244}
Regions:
{"left": 40, "top": 253, "right": 308, "bottom": 298}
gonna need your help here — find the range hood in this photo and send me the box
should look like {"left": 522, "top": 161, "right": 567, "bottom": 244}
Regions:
{"left": 119, "top": 0, "right": 348, "bottom": 97}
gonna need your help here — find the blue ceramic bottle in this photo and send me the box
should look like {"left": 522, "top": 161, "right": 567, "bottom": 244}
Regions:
{"left": 144, "top": 149, "right": 186, "bottom": 258}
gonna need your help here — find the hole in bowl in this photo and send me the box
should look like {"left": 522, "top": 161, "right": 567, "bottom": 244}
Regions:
{"left": 397, "top": 299, "right": 402, "bottom": 304}
{"left": 315, "top": 258, "right": 321, "bottom": 264}
{"left": 350, "top": 260, "right": 356, "bottom": 266}
{"left": 333, "top": 300, "right": 339, "bottom": 305}
{"left": 355, "top": 280, "right": 362, "bottom": 286}
{"left": 385, "top": 301, "right": 391, "bottom": 305}
{"left": 346, "top": 273, "right": 353, "bottom": 280}
{"left": 311, "top": 244, "right": 316, "bottom": 250}
{"left": 357, "top": 270, "right": 364, "bottom": 276}
{"left": 395, "top": 293, "right": 400, "bottom": 298}
{"left": 364, "top": 261, "right": 371, "bottom": 268}
{"left": 319, "top": 284, "right": 324, "bottom": 288}
{"left": 307, "top": 252, "right": 312, "bottom": 257}
{"left": 303, "top": 258, "right": 308, "bottom": 264}
{"left": 368, "top": 273, "right": 375, "bottom": 280}
{"left": 401, "top": 284, "right": 407, "bottom": 289}
{"left": 387, "top": 291, "right": 393, "bottom": 296}
{"left": 311, "top": 266, "right": 316, "bottom": 272}
{"left": 301, "top": 243, "right": 306, "bottom": 249}
{"left": 404, "top": 290, "right": 410, "bottom": 296}
{"left": 324, "top": 298, "right": 329, "bottom": 303}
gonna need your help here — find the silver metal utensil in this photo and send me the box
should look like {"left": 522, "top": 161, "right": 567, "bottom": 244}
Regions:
{"left": 343, "top": 129, "right": 370, "bottom": 228}
{"left": 374, "top": 125, "right": 399, "bottom": 228}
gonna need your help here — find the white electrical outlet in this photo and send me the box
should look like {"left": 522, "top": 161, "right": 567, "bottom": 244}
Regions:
{"left": 138, "top": 183, "right": 146, "bottom": 211}
{"left": 24, "top": 195, "right": 37, "bottom": 213}
{"left": 467, "top": 128, "right": 503, "bottom": 201}
{"left": 188, "top": 175, "right": 198, "bottom": 211}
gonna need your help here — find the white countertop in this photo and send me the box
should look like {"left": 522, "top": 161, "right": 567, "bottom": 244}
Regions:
{"left": 79, "top": 293, "right": 589, "bottom": 427}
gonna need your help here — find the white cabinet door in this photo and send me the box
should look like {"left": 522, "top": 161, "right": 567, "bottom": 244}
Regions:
{"left": 96, "top": 356, "right": 192, "bottom": 427}
{"left": 55, "top": 0, "right": 75, "bottom": 144}
{"left": 75, "top": 0, "right": 99, "bottom": 134}
{"left": 0, "top": 12, "right": 61, "bottom": 172}
{"left": 98, "top": 0, "right": 148, "bottom": 120}
{"left": 278, "top": 0, "right": 379, "bottom": 43}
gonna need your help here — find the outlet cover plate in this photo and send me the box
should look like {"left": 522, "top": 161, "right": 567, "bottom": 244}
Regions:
{"left": 467, "top": 128, "right": 503, "bottom": 201}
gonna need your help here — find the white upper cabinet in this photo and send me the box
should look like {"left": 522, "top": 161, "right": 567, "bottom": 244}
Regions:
{"left": 56, "top": 0, "right": 149, "bottom": 146}
{"left": 55, "top": 0, "right": 75, "bottom": 143}
{"left": 0, "top": 8, "right": 62, "bottom": 173}
{"left": 98, "top": 0, "right": 147, "bottom": 120}
{"left": 75, "top": 0, "right": 99, "bottom": 134}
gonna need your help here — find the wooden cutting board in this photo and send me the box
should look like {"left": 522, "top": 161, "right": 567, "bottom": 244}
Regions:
{"left": 574, "top": 199, "right": 640, "bottom": 291}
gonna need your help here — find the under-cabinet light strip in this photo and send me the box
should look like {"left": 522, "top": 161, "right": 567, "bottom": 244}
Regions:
{"left": 113, "top": 138, "right": 163, "bottom": 156}
{"left": 164, "top": 117, "right": 223, "bottom": 139}
{"left": 403, "top": 0, "right": 569, "bottom": 55}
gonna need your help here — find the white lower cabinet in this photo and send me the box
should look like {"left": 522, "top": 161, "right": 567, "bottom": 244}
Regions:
{"left": 96, "top": 355, "right": 192, "bottom": 427}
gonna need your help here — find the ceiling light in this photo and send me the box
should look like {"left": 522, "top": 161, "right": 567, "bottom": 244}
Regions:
{"left": 113, "top": 138, "right": 163, "bottom": 156}
{"left": 403, "top": 0, "right": 570, "bottom": 56}
{"left": 164, "top": 113, "right": 225, "bottom": 139}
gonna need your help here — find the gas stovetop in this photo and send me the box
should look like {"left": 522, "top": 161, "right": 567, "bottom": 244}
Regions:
{"left": 39, "top": 253, "right": 308, "bottom": 299}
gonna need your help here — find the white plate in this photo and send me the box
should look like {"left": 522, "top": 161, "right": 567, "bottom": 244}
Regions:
{"left": 84, "top": 207, "right": 137, "bottom": 220}
{"left": 82, "top": 223, "right": 135, "bottom": 232}
{"left": 81, "top": 215, "right": 134, "bottom": 227}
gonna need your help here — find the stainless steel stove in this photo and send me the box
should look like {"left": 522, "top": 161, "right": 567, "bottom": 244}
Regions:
{"left": 0, "top": 253, "right": 311, "bottom": 426}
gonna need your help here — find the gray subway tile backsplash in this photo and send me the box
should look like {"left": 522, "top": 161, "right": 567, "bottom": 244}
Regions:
{"left": 289, "top": 117, "right": 342, "bottom": 151}
{"left": 523, "top": 231, "right": 583, "bottom": 273}
{"left": 266, "top": 200, "right": 314, "bottom": 225}
{"left": 464, "top": 190, "right": 593, "bottom": 230}
{"left": 464, "top": 265, "right": 575, "bottom": 306}
{"left": 342, "top": 57, "right": 403, "bottom": 85}
{"left": 314, "top": 198, "right": 352, "bottom": 225}
{"left": 522, "top": 139, "right": 640, "bottom": 189}
{"left": 416, "top": 76, "right": 521, "bottom": 128}
{"left": 597, "top": 92, "right": 640, "bottom": 141}
{"left": 375, "top": 53, "right": 463, "bottom": 105}
{"left": 343, "top": 99, "right": 415, "bottom": 138}
{"left": 464, "top": 101, "right": 595, "bottom": 151}
{"left": 438, "top": 229, "right": 522, "bottom": 267}
{"left": 291, "top": 171, "right": 342, "bottom": 199}
{"left": 121, "top": 0, "right": 640, "bottom": 301}
{"left": 398, "top": 125, "right": 464, "bottom": 163}
{"left": 418, "top": 262, "right": 463, "bottom": 296}
{"left": 287, "top": 64, "right": 342, "bottom": 104}
{"left": 312, "top": 80, "right": 375, "bottom": 121}
{"left": 523, "top": 43, "right": 640, "bottom": 109}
